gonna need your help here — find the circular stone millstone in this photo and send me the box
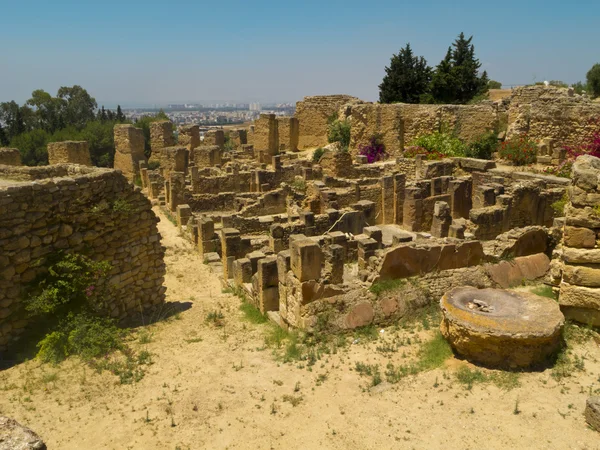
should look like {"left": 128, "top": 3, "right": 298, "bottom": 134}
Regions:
{"left": 440, "top": 286, "right": 565, "bottom": 369}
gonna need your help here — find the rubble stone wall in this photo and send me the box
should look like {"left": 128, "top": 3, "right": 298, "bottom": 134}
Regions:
{"left": 0, "top": 148, "right": 22, "bottom": 166}
{"left": 0, "top": 165, "right": 166, "bottom": 351}
{"left": 296, "top": 95, "right": 363, "bottom": 149}
{"left": 47, "top": 141, "right": 92, "bottom": 166}
{"left": 507, "top": 86, "right": 600, "bottom": 146}
{"left": 350, "top": 103, "right": 498, "bottom": 156}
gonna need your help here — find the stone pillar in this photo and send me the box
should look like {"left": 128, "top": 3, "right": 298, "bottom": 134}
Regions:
{"left": 329, "top": 244, "right": 345, "bottom": 284}
{"left": 363, "top": 226, "right": 383, "bottom": 249}
{"left": 149, "top": 120, "right": 174, "bottom": 161}
{"left": 47, "top": 141, "right": 92, "bottom": 166}
{"left": 403, "top": 187, "right": 423, "bottom": 232}
{"left": 559, "top": 155, "right": 600, "bottom": 326}
{"left": 255, "top": 256, "right": 279, "bottom": 313}
{"left": 178, "top": 125, "right": 200, "bottom": 153}
{"left": 198, "top": 217, "right": 219, "bottom": 257}
{"left": 431, "top": 201, "right": 452, "bottom": 238}
{"left": 290, "top": 238, "right": 322, "bottom": 282}
{"left": 176, "top": 204, "right": 192, "bottom": 229}
{"left": 393, "top": 173, "right": 406, "bottom": 225}
{"left": 254, "top": 114, "right": 279, "bottom": 162}
{"left": 380, "top": 175, "right": 394, "bottom": 224}
{"left": 168, "top": 171, "right": 185, "bottom": 212}
{"left": 162, "top": 146, "right": 188, "bottom": 178}
{"left": 233, "top": 258, "right": 253, "bottom": 286}
{"left": 357, "top": 237, "right": 378, "bottom": 270}
{"left": 114, "top": 125, "right": 146, "bottom": 181}
{"left": 270, "top": 224, "right": 285, "bottom": 253}
{"left": 220, "top": 228, "right": 242, "bottom": 279}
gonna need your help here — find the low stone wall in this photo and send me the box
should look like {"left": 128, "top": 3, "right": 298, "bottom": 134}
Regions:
{"left": 0, "top": 165, "right": 166, "bottom": 351}
{"left": 47, "top": 141, "right": 92, "bottom": 166}
{"left": 0, "top": 148, "right": 21, "bottom": 166}
{"left": 296, "top": 95, "right": 363, "bottom": 149}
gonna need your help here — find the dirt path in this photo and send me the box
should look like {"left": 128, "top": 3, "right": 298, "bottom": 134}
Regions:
{"left": 1, "top": 208, "right": 599, "bottom": 449}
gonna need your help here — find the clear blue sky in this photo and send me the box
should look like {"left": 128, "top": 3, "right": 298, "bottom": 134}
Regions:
{"left": 1, "top": 0, "right": 598, "bottom": 106}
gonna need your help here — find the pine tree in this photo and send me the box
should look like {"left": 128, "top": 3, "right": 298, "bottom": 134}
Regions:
{"left": 429, "top": 33, "right": 489, "bottom": 104}
{"left": 428, "top": 47, "right": 455, "bottom": 104}
{"left": 116, "top": 105, "right": 126, "bottom": 123}
{"left": 379, "top": 43, "right": 432, "bottom": 104}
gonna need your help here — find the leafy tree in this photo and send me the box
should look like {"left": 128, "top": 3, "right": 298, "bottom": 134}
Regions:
{"left": 379, "top": 43, "right": 432, "bottom": 104}
{"left": 488, "top": 80, "right": 502, "bottom": 89}
{"left": 10, "top": 128, "right": 51, "bottom": 166}
{"left": 57, "top": 85, "right": 97, "bottom": 129}
{"left": 134, "top": 110, "right": 170, "bottom": 158}
{"left": 0, "top": 101, "right": 33, "bottom": 141}
{"left": 26, "top": 89, "right": 65, "bottom": 133}
{"left": 573, "top": 81, "right": 588, "bottom": 95}
{"left": 0, "top": 124, "right": 7, "bottom": 146}
{"left": 587, "top": 63, "right": 600, "bottom": 98}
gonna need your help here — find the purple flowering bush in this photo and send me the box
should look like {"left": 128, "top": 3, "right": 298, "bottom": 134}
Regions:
{"left": 359, "top": 134, "right": 387, "bottom": 163}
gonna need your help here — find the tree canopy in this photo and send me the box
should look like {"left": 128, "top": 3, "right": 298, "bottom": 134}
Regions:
{"left": 587, "top": 63, "right": 600, "bottom": 98}
{"left": 379, "top": 33, "right": 490, "bottom": 105}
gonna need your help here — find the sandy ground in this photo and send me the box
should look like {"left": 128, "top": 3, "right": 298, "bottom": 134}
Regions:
{"left": 1, "top": 208, "right": 600, "bottom": 450}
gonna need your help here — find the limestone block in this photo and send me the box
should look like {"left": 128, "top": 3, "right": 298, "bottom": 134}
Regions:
{"left": 233, "top": 258, "right": 252, "bottom": 286}
{"left": 290, "top": 239, "right": 322, "bottom": 282}
{"left": 277, "top": 250, "right": 291, "bottom": 280}
{"left": 562, "top": 247, "right": 600, "bottom": 264}
{"left": 562, "top": 264, "right": 600, "bottom": 287}
{"left": 564, "top": 226, "right": 596, "bottom": 248}
{"left": 344, "top": 302, "right": 374, "bottom": 329}
{"left": 564, "top": 204, "right": 600, "bottom": 229}
{"left": 559, "top": 282, "right": 600, "bottom": 309}
{"left": 585, "top": 397, "right": 600, "bottom": 432}
{"left": 0, "top": 416, "right": 46, "bottom": 450}
{"left": 568, "top": 185, "right": 600, "bottom": 208}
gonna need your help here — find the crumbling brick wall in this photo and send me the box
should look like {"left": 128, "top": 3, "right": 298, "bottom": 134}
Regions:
{"left": 0, "top": 148, "right": 22, "bottom": 166}
{"left": 0, "top": 165, "right": 166, "bottom": 351}
{"left": 47, "top": 141, "right": 92, "bottom": 166}
{"left": 506, "top": 86, "right": 600, "bottom": 147}
{"left": 296, "top": 95, "right": 363, "bottom": 149}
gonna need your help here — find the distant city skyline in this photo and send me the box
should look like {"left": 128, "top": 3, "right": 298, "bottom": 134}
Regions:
{"left": 2, "top": 0, "right": 599, "bottom": 105}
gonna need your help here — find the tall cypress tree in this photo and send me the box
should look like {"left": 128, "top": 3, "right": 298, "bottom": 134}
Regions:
{"left": 379, "top": 43, "right": 432, "bottom": 104}
{"left": 428, "top": 47, "right": 455, "bottom": 104}
{"left": 116, "top": 105, "right": 126, "bottom": 123}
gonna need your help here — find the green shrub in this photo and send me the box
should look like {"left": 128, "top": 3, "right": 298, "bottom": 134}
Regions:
{"left": 147, "top": 160, "right": 160, "bottom": 170}
{"left": 465, "top": 132, "right": 498, "bottom": 160}
{"left": 312, "top": 147, "right": 325, "bottom": 163}
{"left": 327, "top": 119, "right": 351, "bottom": 150}
{"left": 551, "top": 193, "right": 568, "bottom": 216}
{"left": 411, "top": 132, "right": 466, "bottom": 157}
{"left": 498, "top": 135, "right": 537, "bottom": 165}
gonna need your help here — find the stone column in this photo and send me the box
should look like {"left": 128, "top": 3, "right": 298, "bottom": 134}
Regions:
{"left": 393, "top": 173, "right": 406, "bottom": 225}
{"left": 380, "top": 175, "right": 394, "bottom": 224}
{"left": 168, "top": 171, "right": 185, "bottom": 212}
{"left": 403, "top": 187, "right": 423, "bottom": 232}
{"left": 431, "top": 201, "right": 452, "bottom": 238}
{"left": 559, "top": 155, "right": 600, "bottom": 326}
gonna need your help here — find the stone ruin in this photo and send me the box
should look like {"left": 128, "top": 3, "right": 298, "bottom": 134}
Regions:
{"left": 0, "top": 163, "right": 166, "bottom": 352}
{"left": 136, "top": 106, "right": 599, "bottom": 334}
{"left": 47, "top": 141, "right": 92, "bottom": 166}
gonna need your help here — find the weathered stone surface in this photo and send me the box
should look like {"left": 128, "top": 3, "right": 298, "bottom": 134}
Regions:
{"left": 48, "top": 141, "right": 92, "bottom": 166}
{"left": 344, "top": 302, "right": 374, "bottom": 329}
{"left": 440, "top": 287, "right": 564, "bottom": 368}
{"left": 0, "top": 148, "right": 22, "bottom": 166}
{"left": 486, "top": 253, "right": 550, "bottom": 288}
{"left": 0, "top": 416, "right": 46, "bottom": 449}
{"left": 585, "top": 397, "right": 600, "bottom": 432}
{"left": 561, "top": 264, "right": 600, "bottom": 287}
{"left": 562, "top": 247, "right": 600, "bottom": 264}
{"left": 558, "top": 283, "right": 600, "bottom": 309}
{"left": 563, "top": 226, "right": 596, "bottom": 248}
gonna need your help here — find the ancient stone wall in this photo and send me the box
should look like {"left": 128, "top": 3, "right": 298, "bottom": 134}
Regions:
{"left": 114, "top": 125, "right": 146, "bottom": 181}
{"left": 507, "top": 85, "right": 600, "bottom": 146}
{"left": 149, "top": 121, "right": 175, "bottom": 160}
{"left": 0, "top": 148, "right": 22, "bottom": 166}
{"left": 296, "top": 95, "right": 363, "bottom": 149}
{"left": 277, "top": 117, "right": 299, "bottom": 152}
{"left": 558, "top": 155, "right": 600, "bottom": 326}
{"left": 350, "top": 103, "right": 498, "bottom": 156}
{"left": 253, "top": 114, "right": 279, "bottom": 158}
{"left": 47, "top": 141, "right": 92, "bottom": 166}
{"left": 0, "top": 165, "right": 166, "bottom": 351}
